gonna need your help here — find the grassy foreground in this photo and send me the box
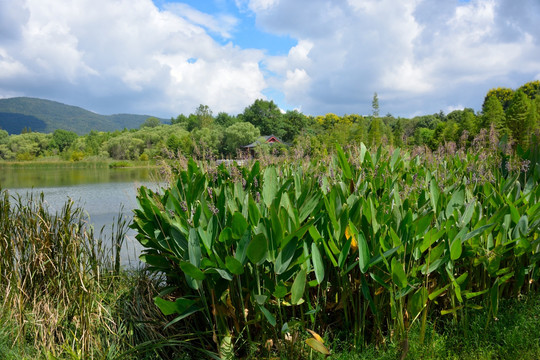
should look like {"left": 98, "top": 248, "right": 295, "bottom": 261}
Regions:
{"left": 331, "top": 293, "right": 540, "bottom": 360}
{"left": 1, "top": 141, "right": 539, "bottom": 359}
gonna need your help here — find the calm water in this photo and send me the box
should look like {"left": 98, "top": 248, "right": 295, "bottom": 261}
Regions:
{"left": 0, "top": 167, "right": 164, "bottom": 267}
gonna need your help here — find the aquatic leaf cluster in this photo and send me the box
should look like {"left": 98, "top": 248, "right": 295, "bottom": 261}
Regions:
{"left": 132, "top": 143, "right": 540, "bottom": 357}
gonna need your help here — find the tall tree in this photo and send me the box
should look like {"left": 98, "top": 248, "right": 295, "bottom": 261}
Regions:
{"left": 241, "top": 99, "right": 284, "bottom": 137}
{"left": 368, "top": 118, "right": 382, "bottom": 146}
{"left": 282, "top": 110, "right": 308, "bottom": 142}
{"left": 483, "top": 87, "right": 514, "bottom": 111}
{"left": 482, "top": 95, "right": 506, "bottom": 133}
{"left": 195, "top": 104, "right": 214, "bottom": 128}
{"left": 372, "top": 92, "right": 380, "bottom": 117}
{"left": 506, "top": 90, "right": 533, "bottom": 148}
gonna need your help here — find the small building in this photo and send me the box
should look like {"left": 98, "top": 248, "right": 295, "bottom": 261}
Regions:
{"left": 242, "top": 135, "right": 287, "bottom": 156}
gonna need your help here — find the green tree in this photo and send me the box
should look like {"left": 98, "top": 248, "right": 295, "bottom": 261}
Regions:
{"left": 215, "top": 112, "right": 238, "bottom": 128}
{"left": 140, "top": 117, "right": 161, "bottom": 128}
{"left": 282, "top": 110, "right": 308, "bottom": 142}
{"left": 368, "top": 118, "right": 382, "bottom": 147}
{"left": 241, "top": 99, "right": 284, "bottom": 137}
{"left": 482, "top": 95, "right": 506, "bottom": 133}
{"left": 506, "top": 90, "right": 533, "bottom": 148}
{"left": 372, "top": 92, "right": 380, "bottom": 117}
{"left": 51, "top": 129, "right": 78, "bottom": 152}
{"left": 171, "top": 114, "right": 189, "bottom": 125}
{"left": 223, "top": 122, "right": 260, "bottom": 154}
{"left": 393, "top": 118, "right": 404, "bottom": 147}
{"left": 483, "top": 87, "right": 514, "bottom": 111}
{"left": 195, "top": 104, "right": 214, "bottom": 128}
{"left": 517, "top": 80, "right": 540, "bottom": 99}
{"left": 0, "top": 129, "right": 8, "bottom": 145}
{"left": 192, "top": 127, "right": 223, "bottom": 156}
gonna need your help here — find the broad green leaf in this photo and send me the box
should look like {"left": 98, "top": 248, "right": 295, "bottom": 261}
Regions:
{"left": 254, "top": 294, "right": 267, "bottom": 305}
{"left": 414, "top": 212, "right": 433, "bottom": 237}
{"left": 188, "top": 228, "right": 201, "bottom": 268}
{"left": 258, "top": 305, "right": 276, "bottom": 326}
{"left": 338, "top": 236, "right": 352, "bottom": 269}
{"left": 219, "top": 227, "right": 233, "bottom": 244}
{"left": 462, "top": 223, "right": 494, "bottom": 242}
{"left": 420, "top": 228, "right": 445, "bottom": 253}
{"left": 225, "top": 256, "right": 244, "bottom": 275}
{"left": 311, "top": 243, "right": 325, "bottom": 284}
{"left": 430, "top": 180, "right": 440, "bottom": 210}
{"left": 291, "top": 269, "right": 307, "bottom": 305}
{"left": 351, "top": 223, "right": 370, "bottom": 273}
{"left": 450, "top": 237, "right": 462, "bottom": 260}
{"left": 336, "top": 144, "right": 352, "bottom": 180}
{"left": 273, "top": 283, "right": 288, "bottom": 298}
{"left": 408, "top": 287, "right": 428, "bottom": 321}
{"left": 274, "top": 238, "right": 298, "bottom": 274}
{"left": 445, "top": 189, "right": 464, "bottom": 218}
{"left": 154, "top": 296, "right": 195, "bottom": 316}
{"left": 389, "top": 148, "right": 400, "bottom": 170}
{"left": 248, "top": 196, "right": 261, "bottom": 225}
{"left": 262, "top": 166, "right": 278, "bottom": 208}
{"left": 299, "top": 193, "right": 321, "bottom": 223}
{"left": 179, "top": 261, "right": 206, "bottom": 280}
{"left": 459, "top": 202, "right": 475, "bottom": 227}
{"left": 247, "top": 233, "right": 268, "bottom": 264}
{"left": 139, "top": 254, "right": 170, "bottom": 268}
{"left": 391, "top": 258, "right": 408, "bottom": 289}
{"left": 231, "top": 212, "right": 248, "bottom": 239}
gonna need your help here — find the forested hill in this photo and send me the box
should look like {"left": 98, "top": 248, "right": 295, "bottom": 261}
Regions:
{"left": 0, "top": 97, "right": 161, "bottom": 134}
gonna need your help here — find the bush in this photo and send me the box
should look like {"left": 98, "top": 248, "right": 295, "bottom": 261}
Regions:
{"left": 132, "top": 144, "right": 540, "bottom": 358}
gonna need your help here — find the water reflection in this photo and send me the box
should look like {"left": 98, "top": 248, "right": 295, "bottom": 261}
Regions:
{"left": 2, "top": 166, "right": 164, "bottom": 267}
{"left": 0, "top": 166, "right": 157, "bottom": 189}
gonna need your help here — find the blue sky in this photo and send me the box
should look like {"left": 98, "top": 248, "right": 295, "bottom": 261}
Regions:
{"left": 0, "top": 0, "right": 539, "bottom": 119}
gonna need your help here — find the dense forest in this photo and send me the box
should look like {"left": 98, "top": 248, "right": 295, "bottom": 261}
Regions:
{"left": 0, "top": 81, "right": 539, "bottom": 162}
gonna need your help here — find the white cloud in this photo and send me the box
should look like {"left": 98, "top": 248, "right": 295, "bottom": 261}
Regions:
{"left": 0, "top": 0, "right": 267, "bottom": 117}
{"left": 163, "top": 3, "right": 238, "bottom": 39}
{"left": 246, "top": 0, "right": 540, "bottom": 116}
{"left": 1, "top": 0, "right": 540, "bottom": 119}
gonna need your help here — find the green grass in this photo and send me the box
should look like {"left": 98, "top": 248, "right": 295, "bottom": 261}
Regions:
{"left": 331, "top": 293, "right": 540, "bottom": 360}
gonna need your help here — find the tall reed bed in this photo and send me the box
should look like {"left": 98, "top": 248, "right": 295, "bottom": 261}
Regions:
{"left": 0, "top": 189, "right": 186, "bottom": 359}
{"left": 132, "top": 142, "right": 540, "bottom": 359}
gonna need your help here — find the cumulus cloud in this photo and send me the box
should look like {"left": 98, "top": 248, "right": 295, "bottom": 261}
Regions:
{"left": 1, "top": 0, "right": 539, "bottom": 118}
{"left": 247, "top": 0, "right": 540, "bottom": 116}
{"left": 0, "top": 0, "right": 266, "bottom": 117}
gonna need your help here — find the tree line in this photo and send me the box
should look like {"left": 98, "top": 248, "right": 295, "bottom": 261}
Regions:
{"left": 0, "top": 81, "right": 539, "bottom": 162}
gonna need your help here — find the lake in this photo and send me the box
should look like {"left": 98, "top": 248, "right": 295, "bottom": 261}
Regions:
{"left": 0, "top": 166, "right": 164, "bottom": 267}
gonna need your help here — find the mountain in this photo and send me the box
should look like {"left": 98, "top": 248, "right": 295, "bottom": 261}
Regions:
{"left": 0, "top": 97, "right": 165, "bottom": 134}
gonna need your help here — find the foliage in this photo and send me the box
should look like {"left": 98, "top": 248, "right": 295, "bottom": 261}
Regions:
{"left": 506, "top": 90, "right": 534, "bottom": 148}
{"left": 484, "top": 88, "right": 514, "bottom": 111}
{"left": 482, "top": 95, "right": 506, "bottom": 133}
{"left": 223, "top": 122, "right": 260, "bottom": 155}
{"left": 241, "top": 99, "right": 285, "bottom": 138}
{"left": 2, "top": 80, "right": 540, "bottom": 163}
{"left": 51, "top": 128, "right": 78, "bottom": 152}
{"left": 140, "top": 116, "right": 162, "bottom": 128}
{"left": 132, "top": 143, "right": 540, "bottom": 358}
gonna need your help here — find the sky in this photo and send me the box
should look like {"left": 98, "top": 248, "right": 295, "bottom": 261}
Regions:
{"left": 0, "top": 0, "right": 539, "bottom": 119}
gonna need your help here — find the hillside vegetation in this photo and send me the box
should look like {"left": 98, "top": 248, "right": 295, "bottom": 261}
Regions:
{"left": 0, "top": 97, "right": 162, "bottom": 134}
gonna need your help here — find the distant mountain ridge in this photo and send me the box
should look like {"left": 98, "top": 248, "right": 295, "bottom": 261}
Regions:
{"left": 0, "top": 97, "right": 164, "bottom": 134}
